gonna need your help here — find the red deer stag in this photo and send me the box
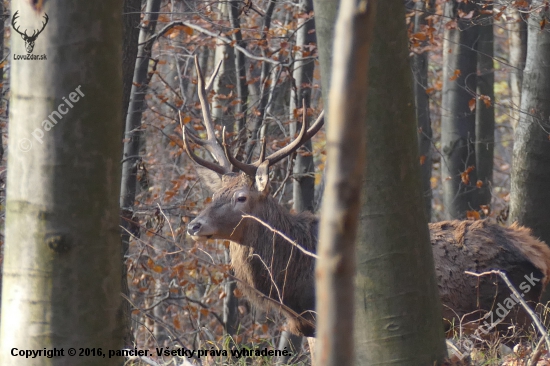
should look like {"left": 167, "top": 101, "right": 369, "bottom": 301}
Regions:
{"left": 184, "top": 58, "right": 550, "bottom": 341}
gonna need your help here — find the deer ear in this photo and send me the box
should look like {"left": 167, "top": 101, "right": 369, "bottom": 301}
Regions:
{"left": 255, "top": 160, "right": 270, "bottom": 195}
{"left": 195, "top": 165, "right": 222, "bottom": 193}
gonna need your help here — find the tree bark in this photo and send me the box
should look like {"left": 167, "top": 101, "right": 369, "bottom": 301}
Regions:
{"left": 475, "top": 4, "right": 495, "bottom": 211}
{"left": 120, "top": 0, "right": 161, "bottom": 346}
{"left": 441, "top": 1, "right": 479, "bottom": 219}
{"left": 510, "top": 1, "right": 550, "bottom": 263}
{"left": 508, "top": 5, "right": 528, "bottom": 129}
{"left": 229, "top": 0, "right": 248, "bottom": 133}
{"left": 409, "top": 0, "right": 434, "bottom": 219}
{"left": 0, "top": 1, "right": 123, "bottom": 365}
{"left": 122, "top": 0, "right": 142, "bottom": 126}
{"left": 315, "top": 0, "right": 375, "bottom": 365}
{"left": 354, "top": 1, "right": 447, "bottom": 364}
{"left": 291, "top": 0, "right": 316, "bottom": 213}
{"left": 311, "top": 0, "right": 338, "bottom": 111}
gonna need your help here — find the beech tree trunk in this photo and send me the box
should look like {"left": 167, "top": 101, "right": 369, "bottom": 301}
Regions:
{"left": 510, "top": 0, "right": 550, "bottom": 264}
{"left": 315, "top": 0, "right": 375, "bottom": 365}
{"left": 441, "top": 1, "right": 479, "bottom": 219}
{"left": 291, "top": 0, "right": 316, "bottom": 213}
{"left": 311, "top": 0, "right": 338, "bottom": 110}
{"left": 354, "top": 1, "right": 447, "bottom": 364}
{"left": 475, "top": 4, "right": 495, "bottom": 211}
{"left": 120, "top": 0, "right": 161, "bottom": 345}
{"left": 0, "top": 1, "right": 123, "bottom": 365}
{"left": 508, "top": 5, "right": 528, "bottom": 129}
{"left": 409, "top": 0, "right": 434, "bottom": 219}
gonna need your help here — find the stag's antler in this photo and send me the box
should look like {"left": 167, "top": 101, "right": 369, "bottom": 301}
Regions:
{"left": 11, "top": 11, "right": 48, "bottom": 40}
{"left": 11, "top": 11, "right": 25, "bottom": 38}
{"left": 183, "top": 56, "right": 325, "bottom": 177}
{"left": 182, "top": 56, "right": 231, "bottom": 175}
{"left": 30, "top": 13, "right": 49, "bottom": 39}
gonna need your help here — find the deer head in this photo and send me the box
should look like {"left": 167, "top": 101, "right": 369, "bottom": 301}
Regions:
{"left": 12, "top": 11, "right": 49, "bottom": 54}
{"left": 184, "top": 56, "right": 324, "bottom": 243}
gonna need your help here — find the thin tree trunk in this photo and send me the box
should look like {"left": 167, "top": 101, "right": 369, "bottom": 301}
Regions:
{"left": 229, "top": 0, "right": 248, "bottom": 134}
{"left": 0, "top": 1, "right": 123, "bottom": 365}
{"left": 120, "top": 0, "right": 161, "bottom": 346}
{"left": 123, "top": 0, "right": 142, "bottom": 126}
{"left": 441, "top": 1, "right": 479, "bottom": 219}
{"left": 311, "top": 0, "right": 338, "bottom": 111}
{"left": 354, "top": 1, "right": 447, "bottom": 364}
{"left": 508, "top": 5, "right": 528, "bottom": 129}
{"left": 291, "top": 0, "right": 316, "bottom": 213}
{"left": 212, "top": 1, "right": 237, "bottom": 132}
{"left": 315, "top": 0, "right": 375, "bottom": 365}
{"left": 409, "top": 0, "right": 434, "bottom": 219}
{"left": 120, "top": 0, "right": 142, "bottom": 348}
{"left": 244, "top": 0, "right": 276, "bottom": 162}
{"left": 475, "top": 5, "right": 495, "bottom": 211}
{"left": 509, "top": 1, "right": 550, "bottom": 265}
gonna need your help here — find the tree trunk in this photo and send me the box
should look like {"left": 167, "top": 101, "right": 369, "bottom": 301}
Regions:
{"left": 354, "top": 1, "right": 447, "bottom": 364}
{"left": 120, "top": 0, "right": 161, "bottom": 346}
{"left": 229, "top": 0, "right": 248, "bottom": 134}
{"left": 409, "top": 0, "right": 434, "bottom": 219}
{"left": 475, "top": 4, "right": 494, "bottom": 211}
{"left": 508, "top": 5, "right": 528, "bottom": 129}
{"left": 0, "top": 1, "right": 123, "bottom": 365}
{"left": 311, "top": 0, "right": 338, "bottom": 111}
{"left": 212, "top": 1, "right": 237, "bottom": 132}
{"left": 315, "top": 0, "right": 375, "bottom": 365}
{"left": 509, "top": 1, "right": 550, "bottom": 268}
{"left": 122, "top": 0, "right": 142, "bottom": 126}
{"left": 441, "top": 1, "right": 479, "bottom": 219}
{"left": 291, "top": 0, "right": 316, "bottom": 213}
{"left": 120, "top": 0, "right": 142, "bottom": 348}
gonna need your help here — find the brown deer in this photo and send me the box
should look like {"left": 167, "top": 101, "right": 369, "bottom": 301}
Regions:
{"left": 184, "top": 58, "right": 550, "bottom": 341}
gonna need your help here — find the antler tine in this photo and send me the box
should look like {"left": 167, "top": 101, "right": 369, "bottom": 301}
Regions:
{"left": 206, "top": 59, "right": 223, "bottom": 92}
{"left": 11, "top": 11, "right": 24, "bottom": 36}
{"left": 303, "top": 109, "right": 325, "bottom": 141}
{"left": 222, "top": 127, "right": 257, "bottom": 176}
{"left": 183, "top": 126, "right": 229, "bottom": 175}
{"left": 263, "top": 104, "right": 310, "bottom": 167}
{"left": 193, "top": 55, "right": 231, "bottom": 171}
{"left": 257, "top": 137, "right": 267, "bottom": 164}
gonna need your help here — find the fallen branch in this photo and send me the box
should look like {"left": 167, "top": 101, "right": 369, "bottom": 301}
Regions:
{"left": 465, "top": 270, "right": 550, "bottom": 352}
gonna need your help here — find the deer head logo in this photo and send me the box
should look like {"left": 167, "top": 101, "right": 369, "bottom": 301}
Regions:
{"left": 12, "top": 11, "right": 49, "bottom": 54}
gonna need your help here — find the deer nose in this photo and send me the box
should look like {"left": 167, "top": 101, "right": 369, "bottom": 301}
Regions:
{"left": 187, "top": 221, "right": 202, "bottom": 235}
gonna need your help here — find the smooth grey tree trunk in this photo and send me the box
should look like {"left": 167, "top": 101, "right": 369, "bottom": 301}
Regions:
{"left": 510, "top": 1, "right": 550, "bottom": 266}
{"left": 277, "top": 0, "right": 317, "bottom": 360}
{"left": 315, "top": 0, "right": 375, "bottom": 365}
{"left": 409, "top": 0, "right": 434, "bottom": 219}
{"left": 212, "top": 1, "right": 237, "bottom": 131}
{"left": 229, "top": 0, "right": 248, "bottom": 133}
{"left": 508, "top": 5, "right": 528, "bottom": 129}
{"left": 120, "top": 0, "right": 142, "bottom": 347}
{"left": 475, "top": 6, "right": 495, "bottom": 211}
{"left": 441, "top": 1, "right": 479, "bottom": 219}
{"left": 122, "top": 0, "right": 142, "bottom": 126}
{"left": 0, "top": 1, "right": 123, "bottom": 365}
{"left": 120, "top": 0, "right": 161, "bottom": 346}
{"left": 291, "top": 0, "right": 316, "bottom": 213}
{"left": 312, "top": 0, "right": 338, "bottom": 111}
{"left": 354, "top": 1, "right": 447, "bottom": 364}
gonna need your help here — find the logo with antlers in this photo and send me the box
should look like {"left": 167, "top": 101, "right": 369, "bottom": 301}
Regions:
{"left": 12, "top": 11, "right": 49, "bottom": 54}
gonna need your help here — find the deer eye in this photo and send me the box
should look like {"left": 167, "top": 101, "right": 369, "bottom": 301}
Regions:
{"left": 237, "top": 196, "right": 247, "bottom": 203}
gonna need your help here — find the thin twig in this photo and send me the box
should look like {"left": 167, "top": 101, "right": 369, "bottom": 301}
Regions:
{"left": 241, "top": 214, "right": 318, "bottom": 259}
